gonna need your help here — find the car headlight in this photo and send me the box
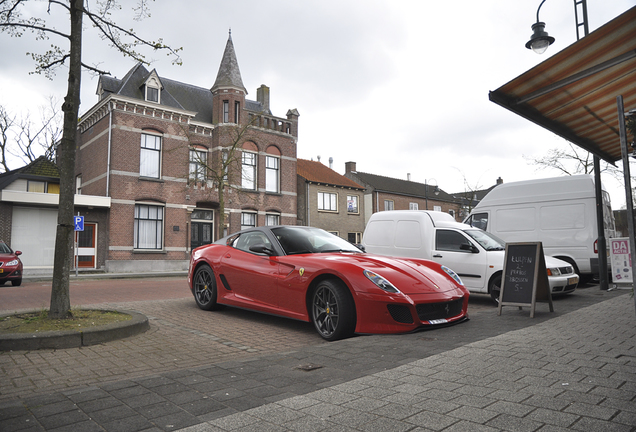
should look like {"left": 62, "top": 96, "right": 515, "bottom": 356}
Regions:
{"left": 6, "top": 259, "right": 19, "bottom": 266}
{"left": 363, "top": 269, "right": 400, "bottom": 293}
{"left": 546, "top": 267, "right": 561, "bottom": 276}
{"left": 441, "top": 265, "right": 464, "bottom": 286}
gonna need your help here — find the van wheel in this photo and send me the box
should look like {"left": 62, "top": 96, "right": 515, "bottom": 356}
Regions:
{"left": 489, "top": 274, "right": 502, "bottom": 305}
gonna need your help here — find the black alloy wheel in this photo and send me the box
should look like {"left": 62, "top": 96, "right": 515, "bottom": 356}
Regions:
{"left": 489, "top": 273, "right": 502, "bottom": 305}
{"left": 193, "top": 264, "right": 218, "bottom": 311}
{"left": 311, "top": 279, "right": 356, "bottom": 341}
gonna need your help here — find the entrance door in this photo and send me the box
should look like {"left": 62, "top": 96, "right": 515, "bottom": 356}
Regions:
{"left": 76, "top": 223, "right": 97, "bottom": 268}
{"left": 191, "top": 209, "right": 214, "bottom": 250}
{"left": 191, "top": 222, "right": 213, "bottom": 250}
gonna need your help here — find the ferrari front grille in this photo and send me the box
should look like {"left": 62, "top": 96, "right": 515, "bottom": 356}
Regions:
{"left": 416, "top": 298, "right": 464, "bottom": 321}
{"left": 387, "top": 304, "right": 414, "bottom": 324}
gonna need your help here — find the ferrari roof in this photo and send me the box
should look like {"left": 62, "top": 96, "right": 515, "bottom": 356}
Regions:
{"left": 489, "top": 6, "right": 636, "bottom": 164}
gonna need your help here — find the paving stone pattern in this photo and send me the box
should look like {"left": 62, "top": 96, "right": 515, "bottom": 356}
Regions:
{"left": 0, "top": 287, "right": 634, "bottom": 431}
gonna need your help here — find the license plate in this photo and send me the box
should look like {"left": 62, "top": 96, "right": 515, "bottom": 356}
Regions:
{"left": 568, "top": 277, "right": 578, "bottom": 285}
{"left": 429, "top": 319, "right": 448, "bottom": 325}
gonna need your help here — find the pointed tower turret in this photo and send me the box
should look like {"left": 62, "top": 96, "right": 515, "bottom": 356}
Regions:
{"left": 211, "top": 30, "right": 247, "bottom": 125}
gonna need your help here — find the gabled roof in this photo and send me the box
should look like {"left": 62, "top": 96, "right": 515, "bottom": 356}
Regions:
{"left": 352, "top": 171, "right": 456, "bottom": 202}
{"left": 297, "top": 159, "right": 364, "bottom": 190}
{"left": 0, "top": 157, "right": 59, "bottom": 190}
{"left": 211, "top": 32, "right": 247, "bottom": 94}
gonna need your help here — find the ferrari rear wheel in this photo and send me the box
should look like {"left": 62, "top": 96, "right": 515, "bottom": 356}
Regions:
{"left": 193, "top": 264, "right": 218, "bottom": 311}
{"left": 311, "top": 279, "right": 355, "bottom": 341}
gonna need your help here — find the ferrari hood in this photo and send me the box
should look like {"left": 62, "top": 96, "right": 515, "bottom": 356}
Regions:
{"left": 314, "top": 252, "right": 461, "bottom": 295}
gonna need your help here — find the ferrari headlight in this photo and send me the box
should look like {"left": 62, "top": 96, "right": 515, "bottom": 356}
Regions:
{"left": 441, "top": 265, "right": 464, "bottom": 286}
{"left": 363, "top": 269, "right": 400, "bottom": 293}
{"left": 6, "top": 259, "right": 18, "bottom": 266}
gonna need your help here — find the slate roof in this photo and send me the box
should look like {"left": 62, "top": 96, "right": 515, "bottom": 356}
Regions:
{"left": 0, "top": 157, "right": 59, "bottom": 190}
{"left": 351, "top": 171, "right": 457, "bottom": 203}
{"left": 297, "top": 159, "right": 364, "bottom": 190}
{"left": 97, "top": 34, "right": 267, "bottom": 123}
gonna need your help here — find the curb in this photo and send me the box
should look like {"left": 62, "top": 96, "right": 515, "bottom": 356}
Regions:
{"left": 0, "top": 310, "right": 149, "bottom": 351}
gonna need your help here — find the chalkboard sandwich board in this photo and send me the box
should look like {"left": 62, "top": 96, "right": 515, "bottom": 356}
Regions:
{"left": 498, "top": 242, "right": 554, "bottom": 318}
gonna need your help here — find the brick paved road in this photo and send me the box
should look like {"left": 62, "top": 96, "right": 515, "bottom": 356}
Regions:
{"left": 0, "top": 277, "right": 604, "bottom": 403}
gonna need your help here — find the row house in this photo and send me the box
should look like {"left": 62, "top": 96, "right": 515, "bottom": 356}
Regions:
{"left": 344, "top": 161, "right": 462, "bottom": 223}
{"left": 75, "top": 33, "right": 299, "bottom": 272}
{"left": 296, "top": 158, "right": 366, "bottom": 244}
{"left": 0, "top": 157, "right": 109, "bottom": 271}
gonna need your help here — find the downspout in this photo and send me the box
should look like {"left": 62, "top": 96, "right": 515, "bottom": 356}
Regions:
{"left": 306, "top": 181, "right": 310, "bottom": 226}
{"left": 106, "top": 101, "right": 113, "bottom": 196}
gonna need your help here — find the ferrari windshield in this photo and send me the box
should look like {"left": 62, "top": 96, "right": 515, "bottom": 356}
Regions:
{"left": 464, "top": 229, "right": 506, "bottom": 251}
{"left": 271, "top": 226, "right": 363, "bottom": 255}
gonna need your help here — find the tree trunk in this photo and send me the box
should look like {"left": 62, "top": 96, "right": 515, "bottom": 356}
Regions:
{"left": 49, "top": 0, "right": 83, "bottom": 319}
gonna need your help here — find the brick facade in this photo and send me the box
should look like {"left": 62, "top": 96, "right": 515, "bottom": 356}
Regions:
{"left": 75, "top": 35, "right": 298, "bottom": 272}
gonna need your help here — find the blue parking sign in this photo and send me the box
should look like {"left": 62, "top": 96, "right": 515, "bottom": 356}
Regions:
{"left": 74, "top": 216, "right": 84, "bottom": 231}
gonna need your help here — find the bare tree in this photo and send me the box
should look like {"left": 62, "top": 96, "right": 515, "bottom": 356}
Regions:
{"left": 0, "top": 97, "right": 62, "bottom": 172}
{"left": 0, "top": 0, "right": 182, "bottom": 319}
{"left": 183, "top": 117, "right": 261, "bottom": 239}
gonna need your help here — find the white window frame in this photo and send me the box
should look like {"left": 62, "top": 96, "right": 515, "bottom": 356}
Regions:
{"left": 242, "top": 151, "right": 257, "bottom": 190}
{"left": 241, "top": 212, "right": 257, "bottom": 230}
{"left": 318, "top": 191, "right": 338, "bottom": 212}
{"left": 410, "top": 202, "right": 419, "bottom": 210}
{"left": 347, "top": 195, "right": 359, "bottom": 214}
{"left": 189, "top": 147, "right": 207, "bottom": 182}
{"left": 265, "top": 213, "right": 280, "bottom": 226}
{"left": 146, "top": 86, "right": 159, "bottom": 103}
{"left": 140, "top": 133, "right": 162, "bottom": 178}
{"left": 223, "top": 100, "right": 229, "bottom": 123}
{"left": 384, "top": 200, "right": 394, "bottom": 211}
{"left": 134, "top": 204, "right": 164, "bottom": 250}
{"left": 265, "top": 155, "right": 280, "bottom": 193}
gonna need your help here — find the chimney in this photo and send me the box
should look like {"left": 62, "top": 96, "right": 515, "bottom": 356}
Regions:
{"left": 257, "top": 84, "right": 270, "bottom": 113}
{"left": 317, "top": 155, "right": 321, "bottom": 163}
{"left": 345, "top": 161, "right": 357, "bottom": 174}
{"left": 329, "top": 157, "right": 333, "bottom": 169}
{"left": 496, "top": 177, "right": 503, "bottom": 185}
{"left": 407, "top": 173, "right": 411, "bottom": 181}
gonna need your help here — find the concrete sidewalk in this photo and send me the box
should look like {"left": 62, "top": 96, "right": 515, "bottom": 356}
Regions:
{"left": 1, "top": 289, "right": 635, "bottom": 431}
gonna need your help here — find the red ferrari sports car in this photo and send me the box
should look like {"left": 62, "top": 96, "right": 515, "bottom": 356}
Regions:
{"left": 188, "top": 226, "right": 469, "bottom": 341}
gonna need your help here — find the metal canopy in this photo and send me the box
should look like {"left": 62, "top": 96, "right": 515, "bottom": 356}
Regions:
{"left": 489, "top": 6, "right": 636, "bottom": 164}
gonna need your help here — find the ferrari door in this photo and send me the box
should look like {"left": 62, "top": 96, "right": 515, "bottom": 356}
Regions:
{"left": 219, "top": 232, "right": 280, "bottom": 308}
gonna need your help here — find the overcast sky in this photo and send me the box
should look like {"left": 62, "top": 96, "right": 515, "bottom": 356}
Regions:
{"left": 1, "top": 0, "right": 634, "bottom": 208}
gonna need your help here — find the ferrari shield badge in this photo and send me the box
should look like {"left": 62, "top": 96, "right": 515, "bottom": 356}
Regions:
{"left": 299, "top": 268, "right": 305, "bottom": 277}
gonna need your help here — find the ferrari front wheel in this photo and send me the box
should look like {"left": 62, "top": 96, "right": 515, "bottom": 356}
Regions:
{"left": 193, "top": 264, "right": 218, "bottom": 311}
{"left": 311, "top": 279, "right": 355, "bottom": 341}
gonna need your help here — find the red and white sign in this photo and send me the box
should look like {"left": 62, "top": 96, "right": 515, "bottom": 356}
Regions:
{"left": 609, "top": 238, "right": 633, "bottom": 283}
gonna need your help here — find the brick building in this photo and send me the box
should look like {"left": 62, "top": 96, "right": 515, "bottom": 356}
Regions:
{"left": 296, "top": 158, "right": 366, "bottom": 243}
{"left": 344, "top": 161, "right": 461, "bottom": 223}
{"left": 76, "top": 33, "right": 299, "bottom": 272}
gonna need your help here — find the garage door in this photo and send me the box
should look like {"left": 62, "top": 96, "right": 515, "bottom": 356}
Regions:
{"left": 12, "top": 207, "right": 57, "bottom": 268}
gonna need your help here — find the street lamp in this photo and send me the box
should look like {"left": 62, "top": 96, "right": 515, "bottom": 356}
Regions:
{"left": 525, "top": 0, "right": 555, "bottom": 54}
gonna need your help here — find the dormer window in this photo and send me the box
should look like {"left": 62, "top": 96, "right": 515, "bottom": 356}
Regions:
{"left": 143, "top": 72, "right": 162, "bottom": 104}
{"left": 146, "top": 86, "right": 159, "bottom": 103}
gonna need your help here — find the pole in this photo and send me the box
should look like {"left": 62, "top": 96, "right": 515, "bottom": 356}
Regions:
{"left": 616, "top": 96, "right": 636, "bottom": 316}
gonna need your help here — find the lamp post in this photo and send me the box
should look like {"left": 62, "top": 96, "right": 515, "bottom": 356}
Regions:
{"left": 524, "top": 0, "right": 609, "bottom": 291}
{"left": 425, "top": 179, "right": 440, "bottom": 210}
{"left": 525, "top": 0, "right": 555, "bottom": 54}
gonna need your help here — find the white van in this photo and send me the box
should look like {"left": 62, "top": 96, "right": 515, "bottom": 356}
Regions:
{"left": 362, "top": 210, "right": 578, "bottom": 303}
{"left": 464, "top": 175, "right": 615, "bottom": 282}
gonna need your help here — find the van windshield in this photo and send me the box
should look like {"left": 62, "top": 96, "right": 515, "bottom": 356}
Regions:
{"left": 464, "top": 229, "right": 505, "bottom": 251}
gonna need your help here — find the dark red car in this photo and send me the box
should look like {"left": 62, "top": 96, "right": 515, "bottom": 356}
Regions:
{"left": 0, "top": 241, "right": 23, "bottom": 287}
{"left": 188, "top": 226, "right": 469, "bottom": 341}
